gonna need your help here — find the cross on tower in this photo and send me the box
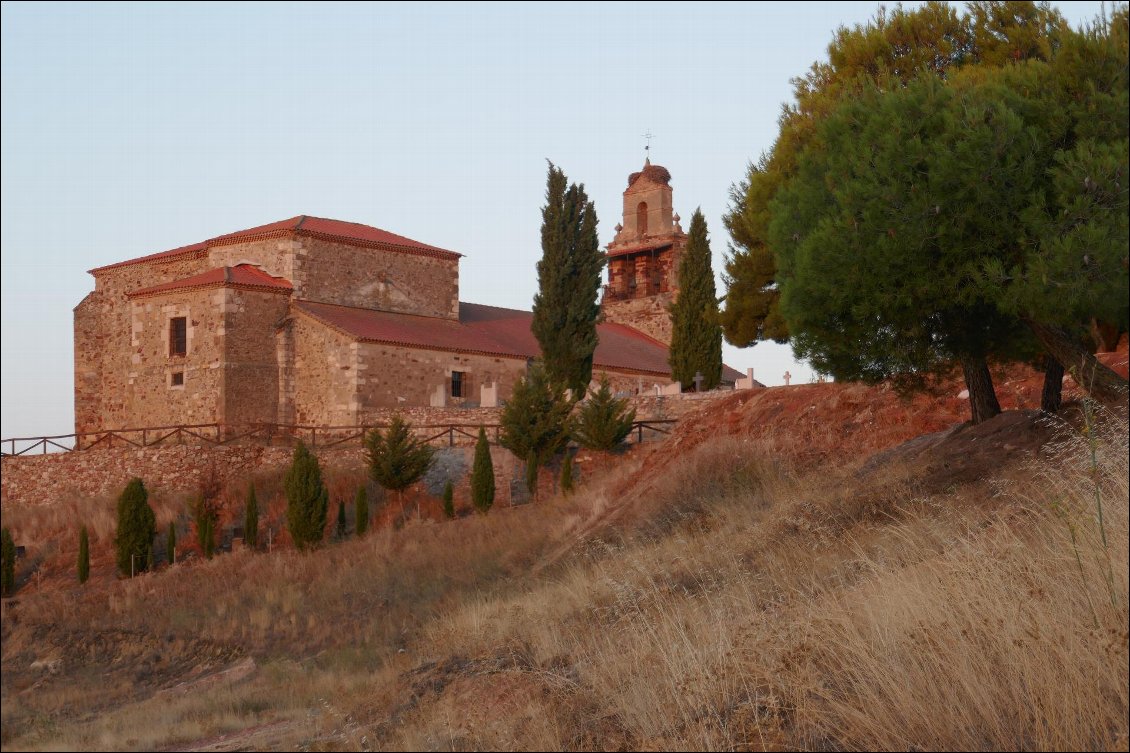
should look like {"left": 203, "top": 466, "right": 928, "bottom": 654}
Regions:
{"left": 642, "top": 130, "right": 654, "bottom": 156}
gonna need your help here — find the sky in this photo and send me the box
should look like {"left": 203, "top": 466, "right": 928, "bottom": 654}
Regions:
{"left": 0, "top": 1, "right": 1111, "bottom": 440}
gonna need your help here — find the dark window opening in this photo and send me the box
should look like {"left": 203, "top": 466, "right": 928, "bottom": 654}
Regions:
{"left": 171, "top": 371, "right": 184, "bottom": 387}
{"left": 451, "top": 371, "right": 464, "bottom": 398}
{"left": 170, "top": 317, "right": 187, "bottom": 357}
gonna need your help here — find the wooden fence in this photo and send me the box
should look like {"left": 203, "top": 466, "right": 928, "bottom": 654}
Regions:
{"left": 1, "top": 420, "right": 678, "bottom": 457}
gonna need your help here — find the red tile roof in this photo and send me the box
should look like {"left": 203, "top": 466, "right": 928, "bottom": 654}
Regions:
{"left": 91, "top": 215, "right": 461, "bottom": 273}
{"left": 293, "top": 299, "right": 744, "bottom": 382}
{"left": 605, "top": 240, "right": 674, "bottom": 258}
{"left": 127, "top": 264, "right": 294, "bottom": 298}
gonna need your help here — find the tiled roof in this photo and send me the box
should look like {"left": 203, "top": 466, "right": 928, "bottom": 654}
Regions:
{"left": 127, "top": 264, "right": 293, "bottom": 298}
{"left": 91, "top": 215, "right": 461, "bottom": 273}
{"left": 605, "top": 240, "right": 674, "bottom": 258}
{"left": 294, "top": 299, "right": 745, "bottom": 382}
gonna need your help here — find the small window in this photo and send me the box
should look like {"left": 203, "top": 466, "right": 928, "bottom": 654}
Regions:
{"left": 637, "top": 201, "right": 648, "bottom": 235}
{"left": 451, "top": 371, "right": 464, "bottom": 398}
{"left": 170, "top": 317, "right": 187, "bottom": 357}
{"left": 171, "top": 371, "right": 184, "bottom": 387}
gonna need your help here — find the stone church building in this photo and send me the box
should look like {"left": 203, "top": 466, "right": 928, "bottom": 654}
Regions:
{"left": 74, "top": 161, "right": 742, "bottom": 435}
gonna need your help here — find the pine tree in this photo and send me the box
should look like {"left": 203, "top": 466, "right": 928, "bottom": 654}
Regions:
{"left": 471, "top": 426, "right": 495, "bottom": 514}
{"left": 244, "top": 484, "right": 259, "bottom": 551}
{"left": 573, "top": 376, "right": 637, "bottom": 450}
{"left": 0, "top": 527, "right": 14, "bottom": 596}
{"left": 669, "top": 209, "right": 723, "bottom": 390}
{"left": 77, "top": 525, "right": 90, "bottom": 584}
{"left": 336, "top": 499, "right": 347, "bottom": 539}
{"left": 166, "top": 522, "right": 176, "bottom": 565}
{"left": 560, "top": 451, "right": 575, "bottom": 496}
{"left": 531, "top": 162, "right": 605, "bottom": 395}
{"left": 525, "top": 452, "right": 540, "bottom": 497}
{"left": 286, "top": 441, "right": 329, "bottom": 551}
{"left": 442, "top": 481, "right": 455, "bottom": 519}
{"left": 364, "top": 415, "right": 435, "bottom": 518}
{"left": 355, "top": 486, "right": 369, "bottom": 537}
{"left": 499, "top": 361, "right": 572, "bottom": 491}
{"left": 115, "top": 478, "right": 155, "bottom": 577}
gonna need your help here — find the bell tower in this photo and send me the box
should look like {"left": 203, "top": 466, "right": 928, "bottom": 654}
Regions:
{"left": 601, "top": 158, "right": 687, "bottom": 344}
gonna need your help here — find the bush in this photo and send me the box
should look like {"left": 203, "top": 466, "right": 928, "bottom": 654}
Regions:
{"left": 442, "top": 480, "right": 456, "bottom": 519}
{"left": 561, "top": 451, "right": 575, "bottom": 495}
{"left": 166, "top": 522, "right": 176, "bottom": 565}
{"left": 1, "top": 527, "right": 16, "bottom": 596}
{"left": 471, "top": 426, "right": 495, "bottom": 514}
{"left": 114, "top": 478, "right": 155, "bottom": 577}
{"left": 244, "top": 484, "right": 259, "bottom": 550}
{"left": 573, "top": 376, "right": 636, "bottom": 450}
{"left": 365, "top": 415, "right": 435, "bottom": 517}
{"left": 499, "top": 361, "right": 572, "bottom": 499}
{"left": 355, "top": 486, "right": 369, "bottom": 537}
{"left": 336, "top": 499, "right": 348, "bottom": 539}
{"left": 194, "top": 496, "right": 217, "bottom": 560}
{"left": 286, "top": 441, "right": 329, "bottom": 551}
{"left": 77, "top": 525, "right": 90, "bottom": 584}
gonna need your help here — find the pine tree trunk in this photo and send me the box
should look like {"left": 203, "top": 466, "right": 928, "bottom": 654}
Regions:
{"left": 961, "top": 355, "right": 1002, "bottom": 425}
{"left": 1024, "top": 318, "right": 1128, "bottom": 405}
{"left": 1041, "top": 355, "right": 1064, "bottom": 413}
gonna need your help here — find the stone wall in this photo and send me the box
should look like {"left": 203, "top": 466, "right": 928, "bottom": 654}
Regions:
{"left": 291, "top": 311, "right": 359, "bottom": 426}
{"left": 356, "top": 341, "right": 528, "bottom": 413}
{"left": 601, "top": 293, "right": 677, "bottom": 345}
{"left": 124, "top": 287, "right": 224, "bottom": 428}
{"left": 299, "top": 236, "right": 459, "bottom": 320}
{"left": 222, "top": 288, "right": 292, "bottom": 427}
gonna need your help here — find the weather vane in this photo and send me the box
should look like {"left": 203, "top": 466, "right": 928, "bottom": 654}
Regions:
{"left": 642, "top": 130, "right": 654, "bottom": 156}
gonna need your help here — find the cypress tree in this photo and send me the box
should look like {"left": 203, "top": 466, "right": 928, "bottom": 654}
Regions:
{"left": 0, "top": 528, "right": 15, "bottom": 596}
{"left": 365, "top": 415, "right": 436, "bottom": 518}
{"left": 286, "top": 441, "right": 329, "bottom": 551}
{"left": 336, "top": 499, "right": 348, "bottom": 539}
{"left": 525, "top": 452, "right": 540, "bottom": 498}
{"left": 442, "top": 481, "right": 455, "bottom": 519}
{"left": 355, "top": 486, "right": 369, "bottom": 537}
{"left": 115, "top": 478, "right": 155, "bottom": 577}
{"left": 573, "top": 376, "right": 637, "bottom": 450}
{"left": 195, "top": 496, "right": 217, "bottom": 560}
{"left": 669, "top": 209, "right": 723, "bottom": 390}
{"left": 471, "top": 426, "right": 495, "bottom": 514}
{"left": 531, "top": 161, "right": 605, "bottom": 395}
{"left": 77, "top": 525, "right": 90, "bottom": 584}
{"left": 244, "top": 485, "right": 259, "bottom": 551}
{"left": 560, "top": 451, "right": 575, "bottom": 496}
{"left": 166, "top": 521, "right": 176, "bottom": 565}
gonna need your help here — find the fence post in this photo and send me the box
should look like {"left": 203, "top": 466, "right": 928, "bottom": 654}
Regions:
{"left": 449, "top": 427, "right": 454, "bottom": 447}
{"left": 638, "top": 423, "right": 643, "bottom": 444}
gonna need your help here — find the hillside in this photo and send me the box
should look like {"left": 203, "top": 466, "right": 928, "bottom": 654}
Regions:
{"left": 1, "top": 349, "right": 1127, "bottom": 751}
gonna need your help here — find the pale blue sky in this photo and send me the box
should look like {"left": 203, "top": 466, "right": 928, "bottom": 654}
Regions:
{"left": 0, "top": 1, "right": 1110, "bottom": 439}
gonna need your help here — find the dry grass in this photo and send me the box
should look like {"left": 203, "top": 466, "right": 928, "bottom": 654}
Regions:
{"left": 2, "top": 411, "right": 1127, "bottom": 751}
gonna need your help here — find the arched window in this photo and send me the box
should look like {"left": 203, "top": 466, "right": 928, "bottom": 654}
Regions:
{"left": 637, "top": 202, "right": 648, "bottom": 235}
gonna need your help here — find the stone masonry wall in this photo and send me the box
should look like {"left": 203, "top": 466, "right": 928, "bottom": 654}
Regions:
{"left": 125, "top": 287, "right": 225, "bottom": 428}
{"left": 601, "top": 293, "right": 677, "bottom": 346}
{"left": 291, "top": 310, "right": 359, "bottom": 426}
{"left": 222, "top": 287, "right": 292, "bottom": 427}
{"left": 299, "top": 236, "right": 459, "bottom": 319}
{"left": 356, "top": 341, "right": 528, "bottom": 413}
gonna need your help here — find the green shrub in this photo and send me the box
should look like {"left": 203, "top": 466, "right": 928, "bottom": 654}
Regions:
{"left": 471, "top": 426, "right": 495, "bottom": 514}
{"left": 573, "top": 376, "right": 636, "bottom": 450}
{"left": 115, "top": 478, "right": 155, "bottom": 577}
{"left": 442, "top": 480, "right": 455, "bottom": 519}
{"left": 561, "top": 451, "right": 575, "bottom": 495}
{"left": 2, "top": 527, "right": 16, "bottom": 596}
{"left": 336, "top": 499, "right": 348, "bottom": 539}
{"left": 365, "top": 415, "right": 435, "bottom": 517}
{"left": 286, "top": 441, "right": 329, "bottom": 551}
{"left": 355, "top": 486, "right": 369, "bottom": 537}
{"left": 77, "top": 525, "right": 90, "bottom": 584}
{"left": 244, "top": 484, "right": 259, "bottom": 550}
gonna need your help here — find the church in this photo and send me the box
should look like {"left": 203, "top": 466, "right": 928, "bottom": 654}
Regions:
{"left": 73, "top": 160, "right": 744, "bottom": 436}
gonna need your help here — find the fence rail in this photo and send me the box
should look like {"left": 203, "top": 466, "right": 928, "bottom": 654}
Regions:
{"left": 1, "top": 419, "right": 678, "bottom": 457}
